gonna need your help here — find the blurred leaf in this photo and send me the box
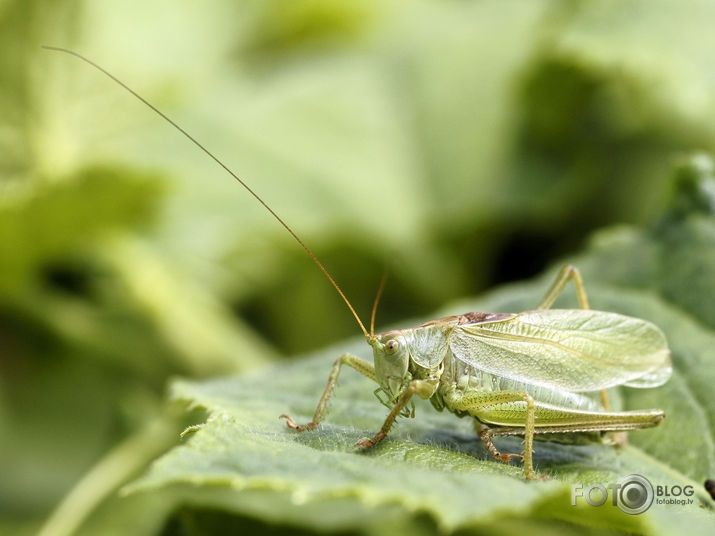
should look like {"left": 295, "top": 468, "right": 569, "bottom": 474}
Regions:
{"left": 100, "top": 237, "right": 277, "bottom": 375}
{"left": 0, "top": 166, "right": 163, "bottom": 296}
{"left": 240, "top": 0, "right": 376, "bottom": 61}
{"left": 569, "top": 153, "right": 715, "bottom": 329}
{"left": 0, "top": 0, "right": 83, "bottom": 181}
{"left": 36, "top": 417, "right": 180, "bottom": 536}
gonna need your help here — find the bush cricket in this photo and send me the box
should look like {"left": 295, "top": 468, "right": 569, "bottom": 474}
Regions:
{"left": 45, "top": 47, "right": 672, "bottom": 480}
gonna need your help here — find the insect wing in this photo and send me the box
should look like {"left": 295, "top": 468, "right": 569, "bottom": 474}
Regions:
{"left": 448, "top": 309, "right": 671, "bottom": 392}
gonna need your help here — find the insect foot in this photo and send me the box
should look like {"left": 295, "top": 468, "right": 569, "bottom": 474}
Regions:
{"left": 279, "top": 414, "right": 317, "bottom": 432}
{"left": 496, "top": 453, "right": 524, "bottom": 464}
{"left": 356, "top": 431, "right": 387, "bottom": 449}
{"left": 609, "top": 431, "right": 629, "bottom": 447}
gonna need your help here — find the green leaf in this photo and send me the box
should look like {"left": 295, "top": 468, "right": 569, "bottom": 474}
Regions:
{"left": 124, "top": 297, "right": 713, "bottom": 533}
{"left": 131, "top": 294, "right": 711, "bottom": 532}
{"left": 124, "top": 195, "right": 715, "bottom": 533}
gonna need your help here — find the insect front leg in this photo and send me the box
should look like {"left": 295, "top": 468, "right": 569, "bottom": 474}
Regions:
{"left": 444, "top": 389, "right": 536, "bottom": 480}
{"left": 280, "top": 353, "right": 376, "bottom": 431}
{"left": 356, "top": 380, "right": 435, "bottom": 449}
{"left": 537, "top": 265, "right": 612, "bottom": 411}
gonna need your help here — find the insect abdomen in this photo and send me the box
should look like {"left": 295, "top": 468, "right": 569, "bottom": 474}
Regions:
{"left": 449, "top": 360, "right": 602, "bottom": 412}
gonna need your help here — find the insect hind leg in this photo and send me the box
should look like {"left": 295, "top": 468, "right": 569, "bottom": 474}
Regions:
{"left": 445, "top": 389, "right": 536, "bottom": 480}
{"left": 474, "top": 421, "right": 523, "bottom": 464}
{"left": 537, "top": 264, "right": 589, "bottom": 310}
{"left": 537, "top": 265, "right": 612, "bottom": 411}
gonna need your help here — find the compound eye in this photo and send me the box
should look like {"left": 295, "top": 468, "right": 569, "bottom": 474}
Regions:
{"left": 385, "top": 339, "right": 399, "bottom": 355}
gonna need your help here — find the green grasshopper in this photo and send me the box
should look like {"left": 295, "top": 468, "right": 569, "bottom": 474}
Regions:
{"left": 280, "top": 264, "right": 671, "bottom": 480}
{"left": 46, "top": 47, "right": 672, "bottom": 480}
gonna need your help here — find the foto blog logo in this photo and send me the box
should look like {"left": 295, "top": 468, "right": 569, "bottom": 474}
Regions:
{"left": 571, "top": 474, "right": 696, "bottom": 514}
{"left": 572, "top": 474, "right": 653, "bottom": 514}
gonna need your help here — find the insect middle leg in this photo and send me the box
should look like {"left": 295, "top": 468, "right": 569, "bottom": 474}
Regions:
{"left": 280, "top": 353, "right": 376, "bottom": 431}
{"left": 537, "top": 265, "right": 611, "bottom": 410}
{"left": 444, "top": 389, "right": 536, "bottom": 480}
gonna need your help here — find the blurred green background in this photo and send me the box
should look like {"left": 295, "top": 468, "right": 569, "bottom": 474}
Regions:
{"left": 2, "top": 0, "right": 715, "bottom": 534}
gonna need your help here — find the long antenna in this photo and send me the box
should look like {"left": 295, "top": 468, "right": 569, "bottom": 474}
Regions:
{"left": 369, "top": 272, "right": 387, "bottom": 339}
{"left": 43, "top": 45, "right": 371, "bottom": 339}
